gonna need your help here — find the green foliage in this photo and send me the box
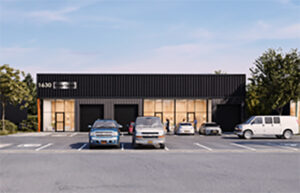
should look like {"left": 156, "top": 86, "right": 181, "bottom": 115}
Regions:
{"left": 0, "top": 64, "right": 32, "bottom": 130}
{"left": 19, "top": 115, "right": 38, "bottom": 132}
{"left": 23, "top": 73, "right": 37, "bottom": 115}
{"left": 214, "top": 70, "right": 226, "bottom": 74}
{"left": 247, "top": 48, "right": 300, "bottom": 115}
{"left": 0, "top": 120, "right": 17, "bottom": 135}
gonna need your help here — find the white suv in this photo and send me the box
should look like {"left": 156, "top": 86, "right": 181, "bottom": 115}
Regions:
{"left": 132, "top": 116, "right": 165, "bottom": 149}
{"left": 235, "top": 116, "right": 299, "bottom": 139}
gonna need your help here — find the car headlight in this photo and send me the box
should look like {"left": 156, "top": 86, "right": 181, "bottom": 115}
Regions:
{"left": 112, "top": 131, "right": 119, "bottom": 136}
{"left": 90, "top": 132, "right": 96, "bottom": 137}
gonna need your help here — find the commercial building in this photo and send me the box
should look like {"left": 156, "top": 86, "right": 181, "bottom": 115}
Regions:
{"left": 37, "top": 74, "right": 246, "bottom": 132}
{"left": 290, "top": 100, "right": 300, "bottom": 121}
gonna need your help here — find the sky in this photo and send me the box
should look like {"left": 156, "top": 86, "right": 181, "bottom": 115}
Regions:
{"left": 0, "top": 0, "right": 300, "bottom": 79}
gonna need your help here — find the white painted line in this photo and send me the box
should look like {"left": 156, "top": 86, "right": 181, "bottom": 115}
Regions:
{"left": 35, "top": 143, "right": 53, "bottom": 151}
{"left": 78, "top": 143, "right": 87, "bottom": 151}
{"left": 230, "top": 143, "right": 256, "bottom": 151}
{"left": 17, "top": 144, "right": 41, "bottom": 148}
{"left": 70, "top": 133, "right": 77, "bottom": 137}
{"left": 165, "top": 146, "right": 169, "bottom": 151}
{"left": 0, "top": 144, "right": 12, "bottom": 149}
{"left": 121, "top": 143, "right": 124, "bottom": 151}
{"left": 194, "top": 143, "right": 213, "bottom": 151}
{"left": 280, "top": 146, "right": 298, "bottom": 151}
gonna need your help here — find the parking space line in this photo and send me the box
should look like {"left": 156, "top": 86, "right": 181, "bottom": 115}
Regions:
{"left": 165, "top": 146, "right": 169, "bottom": 151}
{"left": 280, "top": 146, "right": 298, "bottom": 151}
{"left": 35, "top": 143, "right": 53, "bottom": 151}
{"left": 194, "top": 143, "right": 213, "bottom": 151}
{"left": 78, "top": 143, "right": 87, "bottom": 151}
{"left": 70, "top": 133, "right": 77, "bottom": 137}
{"left": 230, "top": 143, "right": 256, "bottom": 151}
{"left": 0, "top": 144, "right": 13, "bottom": 149}
{"left": 17, "top": 144, "right": 41, "bottom": 148}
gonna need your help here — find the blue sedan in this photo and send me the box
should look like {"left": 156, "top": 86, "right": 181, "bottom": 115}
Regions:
{"left": 88, "top": 119, "right": 122, "bottom": 149}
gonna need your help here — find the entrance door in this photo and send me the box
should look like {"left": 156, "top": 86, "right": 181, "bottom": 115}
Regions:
{"left": 55, "top": 112, "right": 65, "bottom": 132}
{"left": 154, "top": 112, "right": 163, "bottom": 122}
{"left": 80, "top": 105, "right": 104, "bottom": 132}
{"left": 114, "top": 105, "right": 138, "bottom": 132}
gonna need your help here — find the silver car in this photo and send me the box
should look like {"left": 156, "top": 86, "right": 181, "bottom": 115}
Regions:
{"left": 199, "top": 122, "right": 222, "bottom": 135}
{"left": 132, "top": 116, "right": 165, "bottom": 149}
{"left": 175, "top": 123, "right": 195, "bottom": 135}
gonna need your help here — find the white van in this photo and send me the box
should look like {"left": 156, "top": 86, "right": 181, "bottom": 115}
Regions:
{"left": 235, "top": 116, "right": 299, "bottom": 139}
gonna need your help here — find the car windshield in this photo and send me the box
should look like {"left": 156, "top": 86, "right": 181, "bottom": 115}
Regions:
{"left": 135, "top": 117, "right": 163, "bottom": 128}
{"left": 244, "top": 117, "right": 255, "bottom": 124}
{"left": 93, "top": 120, "right": 118, "bottom": 128}
{"left": 204, "top": 123, "right": 218, "bottom": 127}
{"left": 180, "top": 123, "right": 192, "bottom": 126}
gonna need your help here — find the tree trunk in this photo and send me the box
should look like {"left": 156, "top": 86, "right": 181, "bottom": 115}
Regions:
{"left": 1, "top": 102, "right": 5, "bottom": 131}
{"left": 276, "top": 107, "right": 283, "bottom": 115}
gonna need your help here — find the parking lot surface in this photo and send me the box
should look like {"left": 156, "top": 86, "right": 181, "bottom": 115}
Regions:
{"left": 0, "top": 132, "right": 300, "bottom": 152}
{"left": 1, "top": 133, "right": 299, "bottom": 193}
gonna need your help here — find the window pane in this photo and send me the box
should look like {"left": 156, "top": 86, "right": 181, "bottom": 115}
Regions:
{"left": 176, "top": 100, "right": 187, "bottom": 112}
{"left": 163, "top": 100, "right": 174, "bottom": 112}
{"left": 195, "top": 100, "right": 206, "bottom": 112}
{"left": 265, "top": 117, "right": 272, "bottom": 124}
{"left": 253, "top": 118, "right": 262, "bottom": 124}
{"left": 187, "top": 100, "right": 195, "bottom": 112}
{"left": 55, "top": 100, "right": 64, "bottom": 112}
{"left": 155, "top": 99, "right": 163, "bottom": 112}
{"left": 274, "top": 117, "right": 280, "bottom": 124}
{"left": 176, "top": 113, "right": 186, "bottom": 126}
{"left": 144, "top": 100, "right": 155, "bottom": 113}
{"left": 65, "top": 100, "right": 74, "bottom": 113}
{"left": 144, "top": 112, "right": 154, "bottom": 117}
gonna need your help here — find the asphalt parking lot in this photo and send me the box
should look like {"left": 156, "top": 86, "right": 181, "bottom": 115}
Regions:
{"left": 1, "top": 133, "right": 300, "bottom": 193}
{"left": 0, "top": 132, "right": 300, "bottom": 152}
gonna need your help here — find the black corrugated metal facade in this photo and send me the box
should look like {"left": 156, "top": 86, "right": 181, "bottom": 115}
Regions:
{"left": 37, "top": 74, "right": 245, "bottom": 98}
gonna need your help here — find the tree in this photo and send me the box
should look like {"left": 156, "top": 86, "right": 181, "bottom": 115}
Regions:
{"left": 0, "top": 64, "right": 32, "bottom": 131}
{"left": 247, "top": 49, "right": 300, "bottom": 115}
{"left": 214, "top": 70, "right": 226, "bottom": 74}
{"left": 23, "top": 73, "right": 37, "bottom": 115}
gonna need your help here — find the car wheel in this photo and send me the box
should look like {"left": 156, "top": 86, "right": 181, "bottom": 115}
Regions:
{"left": 243, "top": 130, "right": 253, "bottom": 140}
{"left": 89, "top": 143, "right": 94, "bottom": 149}
{"left": 283, "top": 130, "right": 293, "bottom": 139}
{"left": 160, "top": 144, "right": 165, "bottom": 149}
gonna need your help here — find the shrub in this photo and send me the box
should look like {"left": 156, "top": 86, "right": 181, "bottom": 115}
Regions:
{"left": 19, "top": 115, "right": 38, "bottom": 132}
{"left": 0, "top": 120, "right": 17, "bottom": 134}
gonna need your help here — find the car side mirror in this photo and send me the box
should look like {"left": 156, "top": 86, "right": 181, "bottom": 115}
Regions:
{"left": 88, "top": 125, "right": 92, "bottom": 129}
{"left": 118, "top": 124, "right": 123, "bottom": 128}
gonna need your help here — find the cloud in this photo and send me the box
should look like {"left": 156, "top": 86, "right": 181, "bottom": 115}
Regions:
{"left": 238, "top": 21, "right": 300, "bottom": 40}
{"left": 27, "top": 7, "right": 80, "bottom": 22}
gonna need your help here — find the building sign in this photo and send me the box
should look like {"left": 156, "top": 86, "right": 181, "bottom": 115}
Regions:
{"left": 38, "top": 81, "right": 77, "bottom": 90}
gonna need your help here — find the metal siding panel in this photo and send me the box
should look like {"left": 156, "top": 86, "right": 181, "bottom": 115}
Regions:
{"left": 37, "top": 74, "right": 246, "bottom": 98}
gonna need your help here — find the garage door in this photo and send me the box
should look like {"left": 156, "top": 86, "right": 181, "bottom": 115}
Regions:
{"left": 80, "top": 105, "right": 104, "bottom": 132}
{"left": 215, "top": 104, "right": 241, "bottom": 132}
{"left": 114, "top": 105, "right": 138, "bottom": 132}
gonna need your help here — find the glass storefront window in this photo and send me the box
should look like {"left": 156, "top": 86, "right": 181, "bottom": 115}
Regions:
{"left": 144, "top": 99, "right": 208, "bottom": 131}
{"left": 43, "top": 99, "right": 75, "bottom": 132}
